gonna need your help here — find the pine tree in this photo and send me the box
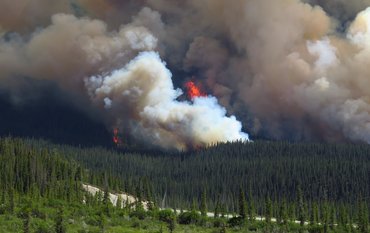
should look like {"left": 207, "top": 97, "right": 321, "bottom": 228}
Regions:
{"left": 220, "top": 224, "right": 227, "bottom": 233}
{"left": 214, "top": 198, "right": 220, "bottom": 219}
{"left": 358, "top": 201, "right": 369, "bottom": 233}
{"left": 103, "top": 186, "right": 111, "bottom": 216}
{"left": 279, "top": 200, "right": 288, "bottom": 225}
{"left": 103, "top": 186, "right": 110, "bottom": 205}
{"left": 1, "top": 189, "right": 5, "bottom": 205}
{"left": 167, "top": 216, "right": 176, "bottom": 233}
{"left": 238, "top": 187, "right": 247, "bottom": 219}
{"left": 310, "top": 202, "right": 318, "bottom": 225}
{"left": 297, "top": 185, "right": 306, "bottom": 226}
{"left": 200, "top": 188, "right": 207, "bottom": 217}
{"left": 191, "top": 198, "right": 198, "bottom": 212}
{"left": 8, "top": 187, "right": 14, "bottom": 214}
{"left": 98, "top": 211, "right": 106, "bottom": 233}
{"left": 247, "top": 185, "right": 255, "bottom": 221}
{"left": 321, "top": 202, "right": 329, "bottom": 233}
{"left": 329, "top": 204, "right": 336, "bottom": 230}
{"left": 116, "top": 195, "right": 122, "bottom": 209}
{"left": 265, "top": 197, "right": 272, "bottom": 224}
{"left": 338, "top": 204, "right": 348, "bottom": 227}
{"left": 23, "top": 211, "right": 30, "bottom": 233}
{"left": 55, "top": 207, "right": 66, "bottom": 233}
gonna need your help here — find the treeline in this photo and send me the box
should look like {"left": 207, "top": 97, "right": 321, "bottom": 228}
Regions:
{"left": 0, "top": 137, "right": 84, "bottom": 203}
{"left": 21, "top": 138, "right": 370, "bottom": 230}
{"left": 0, "top": 137, "right": 369, "bottom": 232}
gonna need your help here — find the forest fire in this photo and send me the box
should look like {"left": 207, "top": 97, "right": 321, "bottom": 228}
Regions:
{"left": 113, "top": 128, "right": 120, "bottom": 145}
{"left": 185, "top": 81, "right": 207, "bottom": 100}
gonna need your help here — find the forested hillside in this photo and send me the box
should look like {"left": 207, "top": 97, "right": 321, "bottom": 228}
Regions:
{"left": 0, "top": 137, "right": 369, "bottom": 232}
{"left": 25, "top": 139, "right": 370, "bottom": 228}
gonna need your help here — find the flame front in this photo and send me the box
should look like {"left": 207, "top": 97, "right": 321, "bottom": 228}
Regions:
{"left": 113, "top": 128, "right": 120, "bottom": 145}
{"left": 185, "top": 81, "right": 206, "bottom": 100}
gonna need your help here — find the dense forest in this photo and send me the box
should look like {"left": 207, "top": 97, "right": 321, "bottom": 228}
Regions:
{"left": 51, "top": 140, "right": 369, "bottom": 211}
{"left": 0, "top": 137, "right": 369, "bottom": 232}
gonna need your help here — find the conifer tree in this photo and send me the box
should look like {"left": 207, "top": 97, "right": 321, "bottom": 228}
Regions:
{"left": 265, "top": 197, "right": 272, "bottom": 224}
{"left": 279, "top": 199, "right": 288, "bottom": 225}
{"left": 23, "top": 211, "right": 30, "bottom": 233}
{"left": 98, "top": 211, "right": 106, "bottom": 233}
{"left": 358, "top": 201, "right": 369, "bottom": 233}
{"left": 191, "top": 198, "right": 198, "bottom": 212}
{"left": 247, "top": 185, "right": 255, "bottom": 221}
{"left": 238, "top": 187, "right": 247, "bottom": 219}
{"left": 322, "top": 202, "right": 329, "bottom": 233}
{"left": 55, "top": 207, "right": 66, "bottom": 233}
{"left": 310, "top": 203, "right": 318, "bottom": 225}
{"left": 214, "top": 198, "right": 220, "bottom": 219}
{"left": 8, "top": 187, "right": 14, "bottom": 214}
{"left": 167, "top": 216, "right": 176, "bottom": 233}
{"left": 297, "top": 185, "right": 306, "bottom": 226}
{"left": 1, "top": 189, "right": 5, "bottom": 205}
{"left": 103, "top": 186, "right": 110, "bottom": 205}
{"left": 200, "top": 188, "right": 207, "bottom": 217}
{"left": 116, "top": 195, "right": 122, "bottom": 209}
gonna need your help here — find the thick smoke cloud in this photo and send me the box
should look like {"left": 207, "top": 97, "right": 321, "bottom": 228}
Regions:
{"left": 86, "top": 52, "right": 248, "bottom": 150}
{"left": 2, "top": 0, "right": 370, "bottom": 148}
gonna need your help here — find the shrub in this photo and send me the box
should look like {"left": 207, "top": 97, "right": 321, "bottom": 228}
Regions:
{"left": 32, "top": 219, "right": 54, "bottom": 233}
{"left": 131, "top": 217, "right": 141, "bottom": 228}
{"left": 85, "top": 215, "right": 100, "bottom": 226}
{"left": 213, "top": 218, "right": 226, "bottom": 228}
{"left": 227, "top": 216, "right": 244, "bottom": 228}
{"left": 130, "top": 209, "right": 147, "bottom": 220}
{"left": 0, "top": 204, "right": 6, "bottom": 215}
{"left": 158, "top": 209, "right": 175, "bottom": 223}
{"left": 178, "top": 211, "right": 200, "bottom": 225}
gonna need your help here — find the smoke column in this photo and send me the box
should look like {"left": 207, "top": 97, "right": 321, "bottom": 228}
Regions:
{"left": 3, "top": 0, "right": 370, "bottom": 148}
{"left": 86, "top": 52, "right": 248, "bottom": 150}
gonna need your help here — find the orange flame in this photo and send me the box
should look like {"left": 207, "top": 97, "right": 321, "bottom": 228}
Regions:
{"left": 113, "top": 128, "right": 120, "bottom": 145}
{"left": 185, "top": 81, "right": 206, "bottom": 100}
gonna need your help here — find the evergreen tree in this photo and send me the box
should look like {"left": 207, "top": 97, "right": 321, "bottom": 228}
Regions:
{"left": 214, "top": 198, "right": 220, "bottom": 219}
{"left": 103, "top": 186, "right": 111, "bottom": 216}
{"left": 280, "top": 199, "right": 288, "bottom": 224}
{"left": 321, "top": 202, "right": 329, "bottom": 233}
{"left": 200, "top": 188, "right": 207, "bottom": 217}
{"left": 1, "top": 189, "right": 5, "bottom": 205}
{"left": 338, "top": 204, "right": 348, "bottom": 227}
{"left": 297, "top": 185, "right": 306, "bottom": 226}
{"left": 116, "top": 195, "right": 122, "bottom": 209}
{"left": 247, "top": 186, "right": 255, "bottom": 221}
{"left": 8, "top": 187, "right": 14, "bottom": 214}
{"left": 103, "top": 186, "right": 110, "bottom": 205}
{"left": 98, "top": 211, "right": 106, "bottom": 233}
{"left": 167, "top": 216, "right": 176, "bottom": 233}
{"left": 55, "top": 207, "right": 66, "bottom": 233}
{"left": 329, "top": 204, "right": 336, "bottom": 230}
{"left": 358, "top": 201, "right": 369, "bottom": 233}
{"left": 265, "top": 197, "right": 272, "bottom": 224}
{"left": 191, "top": 198, "right": 198, "bottom": 212}
{"left": 238, "top": 187, "right": 247, "bottom": 219}
{"left": 310, "top": 202, "right": 318, "bottom": 225}
{"left": 22, "top": 211, "right": 30, "bottom": 233}
{"left": 221, "top": 203, "right": 226, "bottom": 218}
{"left": 220, "top": 224, "right": 227, "bottom": 233}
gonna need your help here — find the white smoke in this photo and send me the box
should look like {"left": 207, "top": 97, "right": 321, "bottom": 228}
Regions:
{"left": 85, "top": 52, "right": 249, "bottom": 150}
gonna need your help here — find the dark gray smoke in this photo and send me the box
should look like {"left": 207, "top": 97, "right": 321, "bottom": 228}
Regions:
{"left": 2, "top": 0, "right": 370, "bottom": 148}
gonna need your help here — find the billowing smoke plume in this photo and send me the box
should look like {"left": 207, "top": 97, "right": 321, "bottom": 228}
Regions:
{"left": 3, "top": 0, "right": 370, "bottom": 148}
{"left": 86, "top": 52, "right": 248, "bottom": 150}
